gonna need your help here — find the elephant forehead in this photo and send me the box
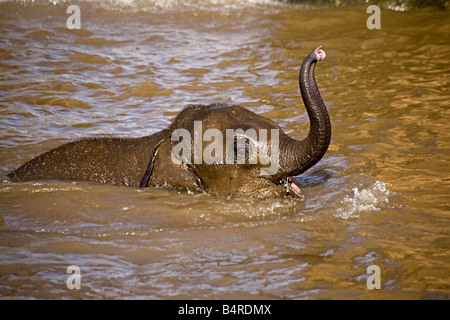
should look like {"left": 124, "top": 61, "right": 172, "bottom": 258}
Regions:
{"left": 183, "top": 106, "right": 280, "bottom": 132}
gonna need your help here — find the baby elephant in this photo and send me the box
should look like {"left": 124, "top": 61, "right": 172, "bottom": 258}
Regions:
{"left": 8, "top": 47, "right": 331, "bottom": 199}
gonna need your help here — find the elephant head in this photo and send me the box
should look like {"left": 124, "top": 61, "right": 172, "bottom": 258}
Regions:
{"left": 144, "top": 46, "right": 331, "bottom": 198}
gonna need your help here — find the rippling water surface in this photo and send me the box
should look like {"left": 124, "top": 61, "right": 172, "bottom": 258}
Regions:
{"left": 0, "top": 0, "right": 449, "bottom": 299}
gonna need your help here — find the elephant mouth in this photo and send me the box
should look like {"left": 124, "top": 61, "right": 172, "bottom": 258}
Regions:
{"left": 282, "top": 178, "right": 304, "bottom": 199}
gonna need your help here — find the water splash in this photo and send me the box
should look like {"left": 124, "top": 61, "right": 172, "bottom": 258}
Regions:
{"left": 335, "top": 180, "right": 390, "bottom": 219}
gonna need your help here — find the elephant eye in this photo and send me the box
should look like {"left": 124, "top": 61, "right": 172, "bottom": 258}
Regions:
{"left": 232, "top": 134, "right": 258, "bottom": 165}
{"left": 234, "top": 138, "right": 250, "bottom": 160}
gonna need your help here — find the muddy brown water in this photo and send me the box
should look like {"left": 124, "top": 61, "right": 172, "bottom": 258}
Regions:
{"left": 0, "top": 0, "right": 449, "bottom": 299}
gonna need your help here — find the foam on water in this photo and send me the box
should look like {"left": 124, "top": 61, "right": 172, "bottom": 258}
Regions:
{"left": 335, "top": 180, "right": 391, "bottom": 220}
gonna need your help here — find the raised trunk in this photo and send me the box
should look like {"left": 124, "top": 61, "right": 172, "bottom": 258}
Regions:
{"left": 277, "top": 46, "right": 331, "bottom": 179}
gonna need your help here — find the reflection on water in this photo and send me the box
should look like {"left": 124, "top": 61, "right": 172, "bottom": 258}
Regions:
{"left": 0, "top": 0, "right": 449, "bottom": 299}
